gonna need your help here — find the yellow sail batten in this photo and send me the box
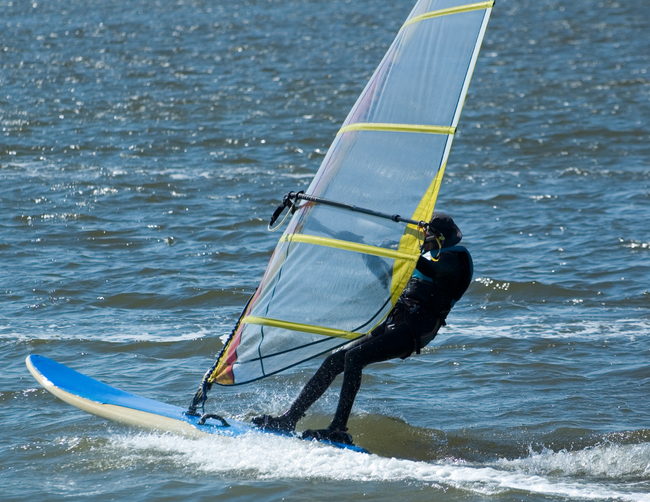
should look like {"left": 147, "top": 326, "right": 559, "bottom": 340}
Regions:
{"left": 337, "top": 123, "right": 455, "bottom": 136}
{"left": 401, "top": 1, "right": 494, "bottom": 30}
{"left": 280, "top": 233, "right": 419, "bottom": 261}
{"left": 243, "top": 316, "right": 361, "bottom": 340}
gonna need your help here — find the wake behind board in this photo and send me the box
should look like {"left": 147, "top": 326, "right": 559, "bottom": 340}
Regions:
{"left": 25, "top": 355, "right": 368, "bottom": 453}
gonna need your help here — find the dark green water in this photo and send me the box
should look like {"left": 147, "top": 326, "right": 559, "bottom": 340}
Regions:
{"left": 2, "top": 0, "right": 649, "bottom": 500}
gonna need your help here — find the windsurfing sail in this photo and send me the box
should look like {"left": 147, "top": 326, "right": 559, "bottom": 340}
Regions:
{"left": 191, "top": 0, "right": 493, "bottom": 405}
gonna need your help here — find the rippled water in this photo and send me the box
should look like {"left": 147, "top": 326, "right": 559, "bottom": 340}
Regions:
{"left": 2, "top": 0, "right": 650, "bottom": 500}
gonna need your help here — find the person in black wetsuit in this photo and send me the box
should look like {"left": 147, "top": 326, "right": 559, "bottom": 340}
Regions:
{"left": 252, "top": 212, "right": 473, "bottom": 445}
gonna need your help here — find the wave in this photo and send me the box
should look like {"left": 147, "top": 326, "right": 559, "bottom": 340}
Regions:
{"left": 440, "top": 317, "right": 650, "bottom": 343}
{"left": 88, "top": 432, "right": 650, "bottom": 501}
{"left": 496, "top": 441, "right": 650, "bottom": 479}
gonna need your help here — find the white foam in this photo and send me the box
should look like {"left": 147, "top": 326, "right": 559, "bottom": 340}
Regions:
{"left": 101, "top": 432, "right": 650, "bottom": 501}
{"left": 496, "top": 442, "right": 650, "bottom": 478}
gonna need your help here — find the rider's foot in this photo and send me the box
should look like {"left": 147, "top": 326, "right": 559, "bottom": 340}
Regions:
{"left": 301, "top": 427, "right": 354, "bottom": 445}
{"left": 251, "top": 413, "right": 296, "bottom": 432}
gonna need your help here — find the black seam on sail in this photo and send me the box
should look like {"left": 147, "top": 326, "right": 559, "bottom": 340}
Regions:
{"left": 235, "top": 336, "right": 348, "bottom": 365}
{"left": 214, "top": 339, "right": 351, "bottom": 387}
{"left": 256, "top": 239, "right": 293, "bottom": 378}
{"left": 241, "top": 295, "right": 391, "bottom": 365}
{"left": 352, "top": 295, "right": 392, "bottom": 332}
{"left": 258, "top": 325, "right": 266, "bottom": 378}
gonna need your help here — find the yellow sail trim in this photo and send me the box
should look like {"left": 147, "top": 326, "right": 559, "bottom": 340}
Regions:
{"left": 389, "top": 162, "right": 449, "bottom": 304}
{"left": 243, "top": 316, "right": 361, "bottom": 340}
{"left": 280, "top": 233, "right": 419, "bottom": 261}
{"left": 337, "top": 123, "right": 455, "bottom": 136}
{"left": 402, "top": 1, "right": 495, "bottom": 30}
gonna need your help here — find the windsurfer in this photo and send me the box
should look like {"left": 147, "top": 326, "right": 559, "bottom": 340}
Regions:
{"left": 252, "top": 212, "right": 473, "bottom": 445}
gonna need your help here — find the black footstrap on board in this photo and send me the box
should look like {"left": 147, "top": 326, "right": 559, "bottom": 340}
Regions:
{"left": 197, "top": 413, "right": 230, "bottom": 427}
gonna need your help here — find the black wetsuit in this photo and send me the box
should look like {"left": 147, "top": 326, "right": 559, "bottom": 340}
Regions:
{"left": 284, "top": 246, "right": 473, "bottom": 431}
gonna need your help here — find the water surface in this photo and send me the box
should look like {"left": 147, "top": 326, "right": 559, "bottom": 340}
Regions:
{"left": 2, "top": 0, "right": 649, "bottom": 500}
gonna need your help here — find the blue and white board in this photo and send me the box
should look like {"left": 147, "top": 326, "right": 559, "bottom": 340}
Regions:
{"left": 25, "top": 355, "right": 368, "bottom": 453}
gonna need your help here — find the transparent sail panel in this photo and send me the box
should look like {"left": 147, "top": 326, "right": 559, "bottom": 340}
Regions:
{"left": 346, "top": 10, "right": 486, "bottom": 128}
{"left": 249, "top": 241, "right": 396, "bottom": 331}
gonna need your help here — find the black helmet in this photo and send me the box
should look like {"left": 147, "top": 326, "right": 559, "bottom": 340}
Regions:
{"left": 424, "top": 212, "right": 462, "bottom": 248}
